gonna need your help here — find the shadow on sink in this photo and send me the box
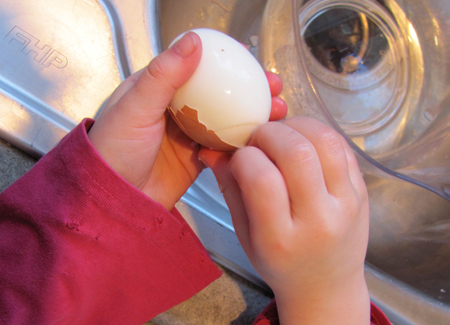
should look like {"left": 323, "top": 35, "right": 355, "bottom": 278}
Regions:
{"left": 159, "top": 0, "right": 450, "bottom": 323}
{"left": 366, "top": 174, "right": 450, "bottom": 303}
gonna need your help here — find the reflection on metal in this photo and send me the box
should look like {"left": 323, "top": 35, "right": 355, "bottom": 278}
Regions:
{"left": 0, "top": 0, "right": 159, "bottom": 156}
{"left": 162, "top": 0, "right": 450, "bottom": 323}
{"left": 1, "top": 1, "right": 450, "bottom": 324}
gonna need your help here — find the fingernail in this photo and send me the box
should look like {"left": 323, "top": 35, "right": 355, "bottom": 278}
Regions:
{"left": 172, "top": 32, "right": 197, "bottom": 58}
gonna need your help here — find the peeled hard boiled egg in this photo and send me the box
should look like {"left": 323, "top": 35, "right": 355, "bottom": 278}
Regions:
{"left": 168, "top": 28, "right": 271, "bottom": 151}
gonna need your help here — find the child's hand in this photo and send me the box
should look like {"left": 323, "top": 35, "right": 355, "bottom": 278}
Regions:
{"left": 88, "top": 32, "right": 286, "bottom": 211}
{"left": 200, "top": 117, "right": 370, "bottom": 324}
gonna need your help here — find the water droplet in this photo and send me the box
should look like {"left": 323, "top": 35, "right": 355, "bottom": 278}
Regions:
{"left": 424, "top": 109, "right": 434, "bottom": 122}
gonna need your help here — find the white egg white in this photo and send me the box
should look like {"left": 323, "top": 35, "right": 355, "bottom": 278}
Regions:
{"left": 169, "top": 28, "right": 271, "bottom": 150}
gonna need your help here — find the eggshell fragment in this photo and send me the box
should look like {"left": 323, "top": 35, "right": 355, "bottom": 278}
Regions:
{"left": 168, "top": 28, "right": 271, "bottom": 151}
{"left": 169, "top": 105, "right": 236, "bottom": 151}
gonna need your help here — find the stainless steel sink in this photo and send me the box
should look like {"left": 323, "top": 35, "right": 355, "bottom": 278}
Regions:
{"left": 161, "top": 1, "right": 450, "bottom": 323}
{"left": 0, "top": 0, "right": 449, "bottom": 323}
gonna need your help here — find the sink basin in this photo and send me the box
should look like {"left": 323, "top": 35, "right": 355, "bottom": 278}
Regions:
{"left": 0, "top": 0, "right": 449, "bottom": 323}
{"left": 162, "top": 1, "right": 450, "bottom": 323}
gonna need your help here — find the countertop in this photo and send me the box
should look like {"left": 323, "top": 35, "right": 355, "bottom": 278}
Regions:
{"left": 0, "top": 138, "right": 273, "bottom": 325}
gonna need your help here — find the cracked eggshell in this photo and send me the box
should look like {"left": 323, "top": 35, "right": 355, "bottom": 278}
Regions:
{"left": 168, "top": 28, "right": 271, "bottom": 151}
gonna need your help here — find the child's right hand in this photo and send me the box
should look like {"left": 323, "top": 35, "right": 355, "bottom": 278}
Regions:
{"left": 87, "top": 31, "right": 286, "bottom": 212}
{"left": 200, "top": 117, "right": 371, "bottom": 324}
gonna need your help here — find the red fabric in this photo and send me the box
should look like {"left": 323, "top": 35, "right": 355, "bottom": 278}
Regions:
{"left": 0, "top": 119, "right": 222, "bottom": 324}
{"left": 370, "top": 302, "right": 392, "bottom": 325}
{"left": 252, "top": 300, "right": 391, "bottom": 324}
{"left": 0, "top": 118, "right": 391, "bottom": 324}
{"left": 253, "top": 300, "right": 278, "bottom": 325}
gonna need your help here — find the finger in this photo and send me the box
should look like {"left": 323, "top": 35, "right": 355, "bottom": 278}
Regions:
{"left": 229, "top": 146, "right": 292, "bottom": 242}
{"left": 198, "top": 148, "right": 251, "bottom": 253}
{"left": 269, "top": 96, "right": 288, "bottom": 121}
{"left": 283, "top": 117, "right": 352, "bottom": 197}
{"left": 265, "top": 71, "right": 283, "bottom": 96}
{"left": 341, "top": 139, "right": 367, "bottom": 199}
{"left": 249, "top": 122, "right": 328, "bottom": 212}
{"left": 112, "top": 31, "right": 202, "bottom": 127}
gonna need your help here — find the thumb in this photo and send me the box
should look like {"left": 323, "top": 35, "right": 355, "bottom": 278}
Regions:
{"left": 107, "top": 31, "right": 202, "bottom": 128}
{"left": 87, "top": 32, "right": 201, "bottom": 187}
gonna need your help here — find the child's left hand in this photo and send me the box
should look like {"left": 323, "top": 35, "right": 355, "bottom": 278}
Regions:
{"left": 199, "top": 117, "right": 370, "bottom": 324}
{"left": 88, "top": 32, "right": 286, "bottom": 211}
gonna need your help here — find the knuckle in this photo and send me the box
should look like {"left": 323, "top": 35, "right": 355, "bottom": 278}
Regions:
{"left": 310, "top": 202, "right": 346, "bottom": 240}
{"left": 147, "top": 56, "right": 165, "bottom": 80}
{"left": 360, "top": 185, "right": 369, "bottom": 204}
{"left": 345, "top": 181, "right": 368, "bottom": 211}
{"left": 286, "top": 137, "right": 316, "bottom": 164}
{"left": 255, "top": 236, "right": 292, "bottom": 267}
{"left": 268, "top": 239, "right": 292, "bottom": 261}
{"left": 145, "top": 56, "right": 175, "bottom": 91}
{"left": 315, "top": 216, "right": 340, "bottom": 240}
{"left": 345, "top": 192, "right": 363, "bottom": 218}
{"left": 317, "top": 129, "right": 343, "bottom": 152}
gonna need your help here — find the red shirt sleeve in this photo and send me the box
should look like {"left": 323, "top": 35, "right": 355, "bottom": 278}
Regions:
{"left": 0, "top": 119, "right": 222, "bottom": 324}
{"left": 252, "top": 300, "right": 391, "bottom": 324}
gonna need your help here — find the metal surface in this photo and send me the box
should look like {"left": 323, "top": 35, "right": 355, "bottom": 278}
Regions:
{"left": 160, "top": 0, "right": 450, "bottom": 323}
{"left": 1, "top": 0, "right": 449, "bottom": 324}
{"left": 0, "top": 0, "right": 159, "bottom": 156}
